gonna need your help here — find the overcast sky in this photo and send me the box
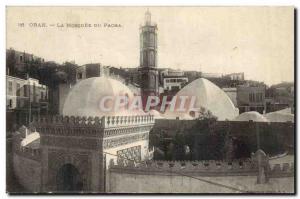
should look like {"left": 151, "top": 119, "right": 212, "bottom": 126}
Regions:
{"left": 7, "top": 6, "right": 294, "bottom": 85}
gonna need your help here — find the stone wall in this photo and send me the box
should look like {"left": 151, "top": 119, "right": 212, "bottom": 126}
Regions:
{"left": 108, "top": 171, "right": 293, "bottom": 193}
{"left": 13, "top": 153, "right": 42, "bottom": 192}
{"left": 107, "top": 160, "right": 294, "bottom": 193}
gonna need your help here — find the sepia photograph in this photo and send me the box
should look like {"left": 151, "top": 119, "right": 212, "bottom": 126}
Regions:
{"left": 5, "top": 6, "right": 295, "bottom": 194}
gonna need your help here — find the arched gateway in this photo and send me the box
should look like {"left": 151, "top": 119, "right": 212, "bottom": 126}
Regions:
{"left": 56, "top": 164, "right": 83, "bottom": 192}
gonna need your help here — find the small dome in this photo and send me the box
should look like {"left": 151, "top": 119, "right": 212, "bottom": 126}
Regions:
{"left": 265, "top": 112, "right": 294, "bottom": 123}
{"left": 63, "top": 77, "right": 144, "bottom": 118}
{"left": 163, "top": 78, "right": 239, "bottom": 120}
{"left": 233, "top": 111, "right": 268, "bottom": 122}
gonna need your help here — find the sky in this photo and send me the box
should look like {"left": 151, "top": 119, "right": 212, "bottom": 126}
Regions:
{"left": 6, "top": 6, "right": 294, "bottom": 85}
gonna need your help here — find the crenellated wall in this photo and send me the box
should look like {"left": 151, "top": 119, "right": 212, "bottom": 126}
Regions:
{"left": 12, "top": 116, "right": 293, "bottom": 193}
{"left": 102, "top": 115, "right": 155, "bottom": 128}
{"left": 107, "top": 153, "right": 294, "bottom": 193}
{"left": 109, "top": 159, "right": 293, "bottom": 177}
{"left": 108, "top": 166, "right": 294, "bottom": 193}
{"left": 32, "top": 115, "right": 154, "bottom": 130}
{"left": 112, "top": 159, "right": 256, "bottom": 173}
{"left": 33, "top": 115, "right": 103, "bottom": 129}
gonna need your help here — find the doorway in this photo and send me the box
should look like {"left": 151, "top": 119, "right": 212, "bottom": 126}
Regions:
{"left": 56, "top": 163, "right": 83, "bottom": 192}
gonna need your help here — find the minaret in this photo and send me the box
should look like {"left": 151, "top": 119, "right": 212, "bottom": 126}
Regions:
{"left": 139, "top": 10, "right": 159, "bottom": 110}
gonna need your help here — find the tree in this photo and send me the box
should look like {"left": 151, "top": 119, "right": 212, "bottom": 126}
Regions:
{"left": 184, "top": 107, "right": 220, "bottom": 160}
{"left": 38, "top": 61, "right": 60, "bottom": 87}
{"left": 60, "top": 62, "right": 77, "bottom": 84}
{"left": 173, "top": 131, "right": 186, "bottom": 160}
{"left": 196, "top": 107, "right": 217, "bottom": 121}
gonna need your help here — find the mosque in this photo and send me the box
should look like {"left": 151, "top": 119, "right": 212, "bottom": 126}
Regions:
{"left": 11, "top": 10, "right": 294, "bottom": 193}
{"left": 11, "top": 75, "right": 295, "bottom": 193}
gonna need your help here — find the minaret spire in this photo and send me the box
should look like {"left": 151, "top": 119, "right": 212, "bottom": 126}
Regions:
{"left": 139, "top": 9, "right": 159, "bottom": 110}
{"left": 145, "top": 9, "right": 151, "bottom": 25}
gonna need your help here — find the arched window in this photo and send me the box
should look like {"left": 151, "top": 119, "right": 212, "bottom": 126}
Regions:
{"left": 143, "top": 51, "right": 148, "bottom": 66}
{"left": 150, "top": 33, "right": 155, "bottom": 47}
{"left": 149, "top": 51, "right": 155, "bottom": 66}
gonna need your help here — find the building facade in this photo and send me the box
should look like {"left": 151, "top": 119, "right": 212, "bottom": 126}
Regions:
{"left": 160, "top": 69, "right": 188, "bottom": 92}
{"left": 265, "top": 82, "right": 294, "bottom": 113}
{"left": 237, "top": 85, "right": 265, "bottom": 114}
{"left": 6, "top": 48, "right": 45, "bottom": 76}
{"left": 223, "top": 72, "right": 245, "bottom": 81}
{"left": 6, "top": 75, "right": 48, "bottom": 132}
{"left": 76, "top": 63, "right": 110, "bottom": 82}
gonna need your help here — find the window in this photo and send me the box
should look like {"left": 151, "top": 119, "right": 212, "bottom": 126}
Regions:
{"left": 259, "top": 93, "right": 262, "bottom": 102}
{"left": 8, "top": 99, "right": 12, "bottom": 108}
{"left": 249, "top": 93, "right": 255, "bottom": 102}
{"left": 143, "top": 32, "right": 148, "bottom": 47}
{"left": 16, "top": 83, "right": 20, "bottom": 96}
{"left": 20, "top": 55, "right": 23, "bottom": 62}
{"left": 149, "top": 51, "right": 155, "bottom": 66}
{"left": 252, "top": 93, "right": 263, "bottom": 102}
{"left": 149, "top": 33, "right": 155, "bottom": 47}
{"left": 143, "top": 51, "right": 148, "bottom": 66}
{"left": 8, "top": 81, "right": 12, "bottom": 94}
{"left": 23, "top": 85, "right": 28, "bottom": 97}
{"left": 41, "top": 92, "right": 44, "bottom": 100}
{"left": 77, "top": 73, "right": 83, "bottom": 79}
{"left": 151, "top": 74, "right": 155, "bottom": 80}
{"left": 33, "top": 83, "right": 36, "bottom": 102}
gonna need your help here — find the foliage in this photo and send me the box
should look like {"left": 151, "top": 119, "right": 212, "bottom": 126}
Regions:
{"left": 196, "top": 107, "right": 218, "bottom": 121}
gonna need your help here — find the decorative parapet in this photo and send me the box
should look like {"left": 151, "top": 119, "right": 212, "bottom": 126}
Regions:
{"left": 31, "top": 115, "right": 103, "bottom": 137}
{"left": 32, "top": 114, "right": 154, "bottom": 129}
{"left": 31, "top": 114, "right": 155, "bottom": 137}
{"left": 110, "top": 149, "right": 294, "bottom": 179}
{"left": 32, "top": 115, "right": 103, "bottom": 127}
{"left": 101, "top": 115, "right": 155, "bottom": 128}
{"left": 110, "top": 159, "right": 294, "bottom": 178}
{"left": 109, "top": 159, "right": 259, "bottom": 176}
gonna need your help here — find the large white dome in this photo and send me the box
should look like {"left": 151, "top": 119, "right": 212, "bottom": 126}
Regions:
{"left": 63, "top": 77, "right": 144, "bottom": 118}
{"left": 163, "top": 78, "right": 239, "bottom": 120}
